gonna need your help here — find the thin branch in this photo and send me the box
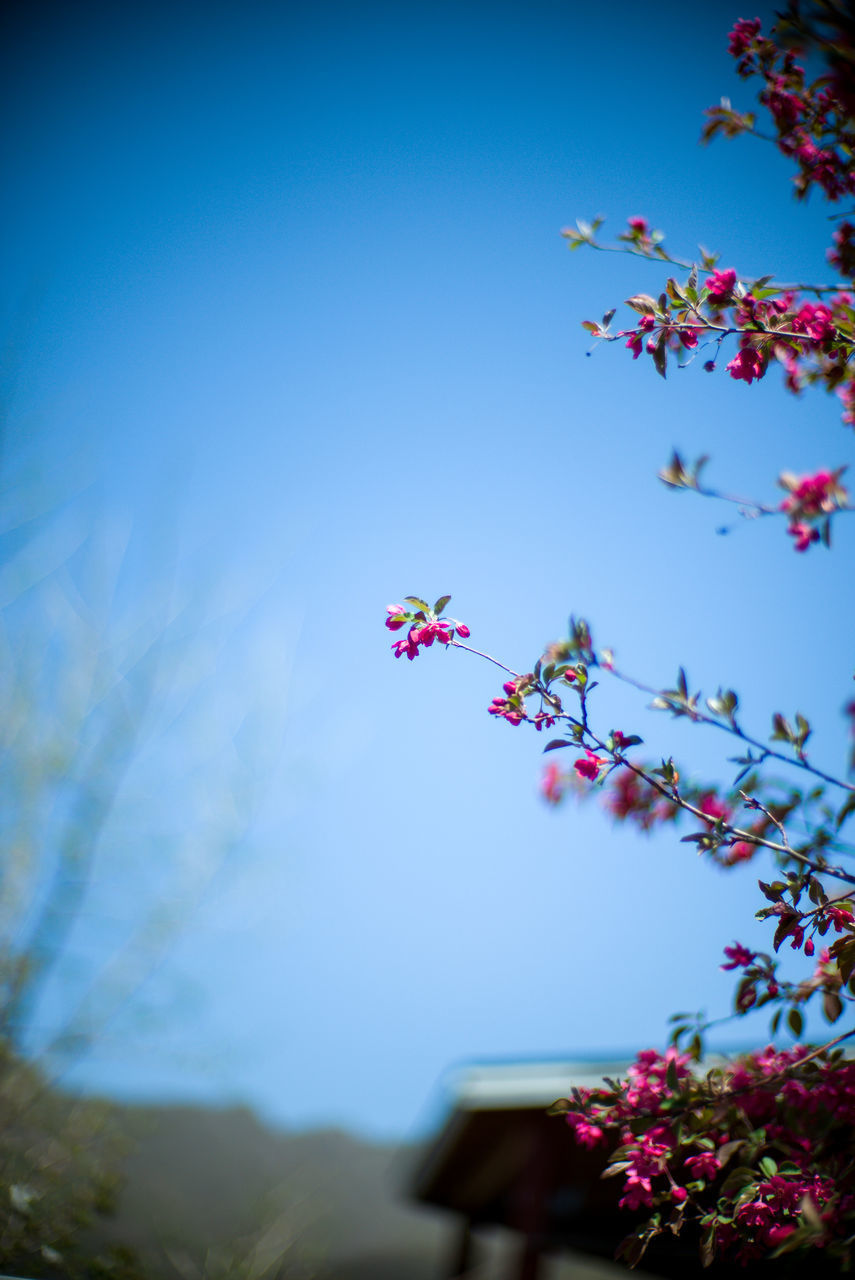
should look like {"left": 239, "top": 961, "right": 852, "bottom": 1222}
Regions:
{"left": 606, "top": 665, "right": 855, "bottom": 795}
{"left": 572, "top": 234, "right": 849, "bottom": 296}
{"left": 450, "top": 639, "right": 520, "bottom": 678}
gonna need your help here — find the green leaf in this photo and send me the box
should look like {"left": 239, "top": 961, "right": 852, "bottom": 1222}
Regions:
{"left": 771, "top": 712, "right": 793, "bottom": 743}
{"left": 543, "top": 739, "right": 571, "bottom": 753}
{"left": 432, "top": 594, "right": 451, "bottom": 615}
{"left": 787, "top": 1007, "right": 803, "bottom": 1038}
{"left": 836, "top": 793, "right": 855, "bottom": 830}
{"left": 625, "top": 293, "right": 658, "bottom": 316}
{"left": 823, "top": 991, "right": 844, "bottom": 1023}
{"left": 404, "top": 596, "right": 430, "bottom": 612}
{"left": 759, "top": 1156, "right": 778, "bottom": 1178}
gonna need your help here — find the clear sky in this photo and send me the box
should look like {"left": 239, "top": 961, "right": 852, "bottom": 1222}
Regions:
{"left": 2, "top": 0, "right": 853, "bottom": 1139}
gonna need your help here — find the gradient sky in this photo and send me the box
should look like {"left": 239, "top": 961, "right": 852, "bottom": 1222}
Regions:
{"left": 2, "top": 0, "right": 853, "bottom": 1139}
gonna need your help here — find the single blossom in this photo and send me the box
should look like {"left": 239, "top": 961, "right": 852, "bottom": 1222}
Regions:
{"left": 699, "top": 791, "right": 732, "bottom": 824}
{"left": 726, "top": 343, "right": 766, "bottom": 384}
{"left": 541, "top": 762, "right": 565, "bottom": 805}
{"left": 721, "top": 942, "right": 757, "bottom": 970}
{"left": 575, "top": 749, "right": 606, "bottom": 781}
{"left": 706, "top": 267, "right": 738, "bottom": 303}
{"left": 787, "top": 520, "right": 820, "bottom": 552}
{"left": 685, "top": 1151, "right": 721, "bottom": 1181}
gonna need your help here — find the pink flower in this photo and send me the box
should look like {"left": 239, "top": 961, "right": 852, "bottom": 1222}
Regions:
{"left": 685, "top": 1151, "right": 721, "bottom": 1181}
{"left": 725, "top": 839, "right": 756, "bottom": 864}
{"left": 574, "top": 750, "right": 606, "bottom": 781}
{"left": 391, "top": 628, "right": 420, "bottom": 660}
{"left": 541, "top": 762, "right": 565, "bottom": 805}
{"left": 764, "top": 1224, "right": 796, "bottom": 1248}
{"left": 414, "top": 621, "right": 451, "bottom": 647}
{"left": 619, "top": 1174, "right": 654, "bottom": 1211}
{"left": 706, "top": 268, "right": 737, "bottom": 304}
{"left": 671, "top": 1185, "right": 688, "bottom": 1205}
{"left": 721, "top": 942, "right": 757, "bottom": 970}
{"left": 726, "top": 343, "right": 766, "bottom": 384}
{"left": 455, "top": 622, "right": 470, "bottom": 639}
{"left": 627, "top": 216, "right": 649, "bottom": 237}
{"left": 488, "top": 697, "right": 525, "bottom": 725}
{"left": 699, "top": 791, "right": 731, "bottom": 824}
{"left": 385, "top": 605, "right": 408, "bottom": 631}
{"left": 736, "top": 1199, "right": 774, "bottom": 1230}
{"left": 781, "top": 470, "right": 842, "bottom": 516}
{"left": 626, "top": 314, "right": 655, "bottom": 359}
{"left": 792, "top": 302, "right": 835, "bottom": 343}
{"left": 565, "top": 1111, "right": 606, "bottom": 1148}
{"left": 826, "top": 904, "right": 854, "bottom": 932}
{"left": 728, "top": 18, "right": 762, "bottom": 59}
{"left": 787, "top": 520, "right": 820, "bottom": 552}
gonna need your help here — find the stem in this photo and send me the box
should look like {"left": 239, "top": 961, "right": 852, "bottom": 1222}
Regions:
{"left": 450, "top": 639, "right": 520, "bottom": 678}
{"left": 578, "top": 236, "right": 849, "bottom": 296}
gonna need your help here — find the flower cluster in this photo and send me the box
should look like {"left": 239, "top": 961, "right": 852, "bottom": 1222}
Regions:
{"left": 615, "top": 271, "right": 855, "bottom": 435}
{"left": 711, "top": 17, "right": 855, "bottom": 203}
{"left": 778, "top": 467, "right": 849, "bottom": 550}
{"left": 557, "top": 1045, "right": 855, "bottom": 1268}
{"left": 386, "top": 596, "right": 469, "bottom": 660}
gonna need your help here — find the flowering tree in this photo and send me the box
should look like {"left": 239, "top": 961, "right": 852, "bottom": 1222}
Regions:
{"left": 385, "top": 5, "right": 855, "bottom": 1271}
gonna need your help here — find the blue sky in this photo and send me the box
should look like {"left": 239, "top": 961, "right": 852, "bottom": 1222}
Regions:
{"left": 2, "top": 0, "right": 853, "bottom": 1138}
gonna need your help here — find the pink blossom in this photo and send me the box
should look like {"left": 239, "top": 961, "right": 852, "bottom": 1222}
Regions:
{"left": 565, "top": 1111, "right": 605, "bottom": 1148}
{"left": 626, "top": 314, "right": 655, "bottom": 359}
{"left": 414, "top": 621, "right": 451, "bottom": 647}
{"left": 728, "top": 18, "right": 762, "bottom": 59}
{"left": 385, "top": 605, "right": 408, "bottom": 631}
{"left": 574, "top": 750, "right": 606, "bottom": 781}
{"left": 781, "top": 470, "right": 841, "bottom": 516}
{"left": 706, "top": 268, "right": 737, "bottom": 303}
{"left": 391, "top": 628, "right": 420, "bottom": 660}
{"left": 787, "top": 520, "right": 820, "bottom": 552}
{"left": 736, "top": 1199, "right": 774, "bottom": 1230}
{"left": 685, "top": 1151, "right": 721, "bottom": 1181}
{"left": 627, "top": 216, "right": 648, "bottom": 237}
{"left": 726, "top": 839, "right": 756, "bottom": 864}
{"left": 826, "top": 904, "right": 854, "bottom": 932}
{"left": 619, "top": 1174, "right": 654, "bottom": 1211}
{"left": 455, "top": 622, "right": 471, "bottom": 639}
{"left": 721, "top": 942, "right": 757, "bottom": 970}
{"left": 764, "top": 1224, "right": 796, "bottom": 1248}
{"left": 792, "top": 302, "right": 835, "bottom": 343}
{"left": 488, "top": 696, "right": 525, "bottom": 725}
{"left": 541, "top": 762, "right": 565, "bottom": 805}
{"left": 726, "top": 343, "right": 766, "bottom": 384}
{"left": 699, "top": 791, "right": 731, "bottom": 824}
